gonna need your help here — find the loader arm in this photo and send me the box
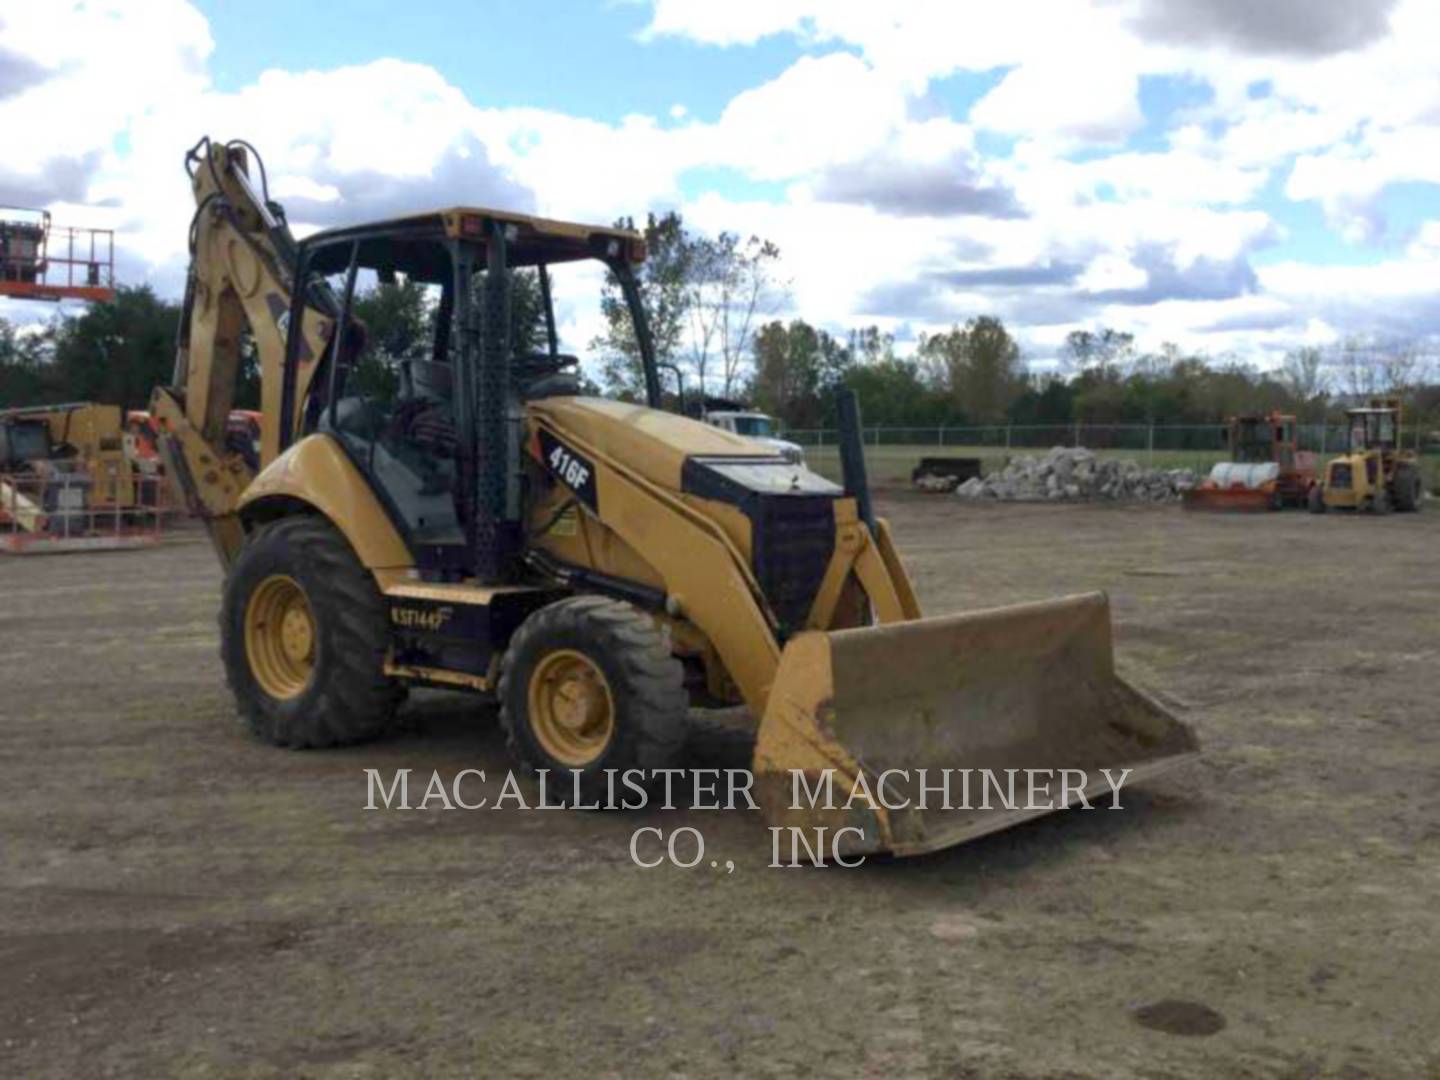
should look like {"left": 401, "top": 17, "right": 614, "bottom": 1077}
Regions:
{"left": 526, "top": 400, "right": 920, "bottom": 715}
{"left": 525, "top": 399, "right": 1198, "bottom": 857}
{"left": 151, "top": 137, "right": 338, "bottom": 566}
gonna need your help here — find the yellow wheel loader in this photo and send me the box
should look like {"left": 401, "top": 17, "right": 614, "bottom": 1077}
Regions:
{"left": 1309, "top": 398, "right": 1424, "bottom": 515}
{"left": 154, "top": 138, "right": 1197, "bottom": 858}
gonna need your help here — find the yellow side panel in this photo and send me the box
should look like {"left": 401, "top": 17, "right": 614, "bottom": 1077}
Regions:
{"left": 238, "top": 434, "right": 413, "bottom": 569}
{"left": 528, "top": 397, "right": 774, "bottom": 491}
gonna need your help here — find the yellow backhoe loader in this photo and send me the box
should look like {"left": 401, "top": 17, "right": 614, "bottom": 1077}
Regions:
{"left": 154, "top": 138, "right": 1197, "bottom": 857}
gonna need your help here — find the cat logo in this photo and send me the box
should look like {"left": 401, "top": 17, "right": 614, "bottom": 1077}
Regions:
{"left": 391, "top": 604, "right": 455, "bottom": 633}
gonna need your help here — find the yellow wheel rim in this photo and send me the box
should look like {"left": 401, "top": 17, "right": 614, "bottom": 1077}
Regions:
{"left": 527, "top": 649, "right": 615, "bottom": 767}
{"left": 244, "top": 574, "right": 316, "bottom": 700}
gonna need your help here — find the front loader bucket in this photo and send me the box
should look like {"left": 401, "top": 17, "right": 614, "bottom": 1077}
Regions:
{"left": 752, "top": 592, "right": 1198, "bottom": 858}
{"left": 1182, "top": 486, "right": 1272, "bottom": 512}
{"left": 1183, "top": 462, "right": 1278, "bottom": 512}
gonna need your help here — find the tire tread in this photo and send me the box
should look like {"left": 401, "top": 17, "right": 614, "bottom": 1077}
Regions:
{"left": 220, "top": 515, "right": 400, "bottom": 749}
{"left": 497, "top": 596, "right": 686, "bottom": 793}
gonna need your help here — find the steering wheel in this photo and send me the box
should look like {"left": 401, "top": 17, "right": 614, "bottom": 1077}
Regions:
{"left": 514, "top": 352, "right": 578, "bottom": 380}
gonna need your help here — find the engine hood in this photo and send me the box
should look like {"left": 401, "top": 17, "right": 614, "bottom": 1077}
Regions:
{"left": 527, "top": 395, "right": 844, "bottom": 640}
{"left": 526, "top": 396, "right": 779, "bottom": 492}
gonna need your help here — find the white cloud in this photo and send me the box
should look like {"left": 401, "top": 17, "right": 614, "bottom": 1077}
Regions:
{"left": 711, "top": 53, "right": 906, "bottom": 179}
{"left": 1287, "top": 127, "right": 1440, "bottom": 241}
{"left": 3, "top": 0, "right": 1439, "bottom": 368}
{"left": 1078, "top": 254, "right": 1148, "bottom": 294}
{"left": 1407, "top": 221, "right": 1440, "bottom": 261}
{"left": 0, "top": 0, "right": 210, "bottom": 203}
{"left": 970, "top": 57, "right": 1143, "bottom": 148}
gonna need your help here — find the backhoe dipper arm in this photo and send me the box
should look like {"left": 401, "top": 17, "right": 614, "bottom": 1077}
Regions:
{"left": 151, "top": 137, "right": 337, "bottom": 567}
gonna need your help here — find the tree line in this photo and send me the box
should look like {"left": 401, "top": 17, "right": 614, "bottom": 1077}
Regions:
{"left": 589, "top": 211, "right": 1440, "bottom": 432}
{"left": 754, "top": 321, "right": 1440, "bottom": 434}
{"left": 0, "top": 273, "right": 553, "bottom": 413}
{"left": 747, "top": 319, "right": 1440, "bottom": 433}
{"left": 4, "top": 217, "right": 1438, "bottom": 437}
{"left": 0, "top": 286, "right": 181, "bottom": 412}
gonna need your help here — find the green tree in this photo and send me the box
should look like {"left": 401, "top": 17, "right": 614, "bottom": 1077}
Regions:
{"left": 345, "top": 278, "right": 431, "bottom": 403}
{"left": 507, "top": 269, "right": 550, "bottom": 356}
{"left": 46, "top": 285, "right": 179, "bottom": 410}
{"left": 750, "top": 318, "right": 852, "bottom": 428}
{"left": 1064, "top": 327, "right": 1135, "bottom": 376}
{"left": 916, "top": 316, "right": 1023, "bottom": 423}
{"left": 593, "top": 211, "right": 691, "bottom": 399}
{"left": 843, "top": 356, "right": 937, "bottom": 427}
{"left": 0, "top": 316, "right": 54, "bottom": 406}
{"left": 683, "top": 231, "right": 786, "bottom": 397}
{"left": 1007, "top": 374, "right": 1074, "bottom": 425}
{"left": 1280, "top": 346, "right": 1328, "bottom": 421}
{"left": 346, "top": 271, "right": 549, "bottom": 402}
{"left": 352, "top": 278, "right": 433, "bottom": 362}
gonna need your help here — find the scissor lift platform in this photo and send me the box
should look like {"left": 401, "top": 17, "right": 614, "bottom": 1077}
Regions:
{"left": 0, "top": 207, "right": 115, "bottom": 303}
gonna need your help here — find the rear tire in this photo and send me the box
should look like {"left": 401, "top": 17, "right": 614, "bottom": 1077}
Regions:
{"left": 1392, "top": 464, "right": 1422, "bottom": 512}
{"left": 1308, "top": 485, "right": 1326, "bottom": 514}
{"left": 220, "top": 515, "right": 401, "bottom": 747}
{"left": 498, "top": 595, "right": 687, "bottom": 802}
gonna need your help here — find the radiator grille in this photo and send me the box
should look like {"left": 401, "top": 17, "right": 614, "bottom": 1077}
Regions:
{"left": 752, "top": 496, "right": 835, "bottom": 638}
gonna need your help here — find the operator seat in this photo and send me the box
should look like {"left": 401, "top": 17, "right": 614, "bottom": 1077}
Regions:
{"left": 516, "top": 352, "right": 581, "bottom": 399}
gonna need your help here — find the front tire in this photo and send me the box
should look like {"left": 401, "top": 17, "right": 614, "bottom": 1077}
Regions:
{"left": 1308, "top": 485, "right": 1326, "bottom": 514}
{"left": 498, "top": 596, "right": 687, "bottom": 801}
{"left": 220, "top": 515, "right": 401, "bottom": 747}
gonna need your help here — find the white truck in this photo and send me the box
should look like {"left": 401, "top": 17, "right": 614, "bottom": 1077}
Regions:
{"left": 703, "top": 410, "right": 805, "bottom": 464}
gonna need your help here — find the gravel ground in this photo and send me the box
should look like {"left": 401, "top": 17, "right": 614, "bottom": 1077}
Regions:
{"left": 2, "top": 494, "right": 1437, "bottom": 1078}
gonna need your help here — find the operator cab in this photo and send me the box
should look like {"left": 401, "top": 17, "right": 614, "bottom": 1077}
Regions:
{"left": 1228, "top": 414, "right": 1295, "bottom": 468}
{"left": 0, "top": 415, "right": 52, "bottom": 470}
{"left": 1347, "top": 408, "right": 1397, "bottom": 453}
{"left": 283, "top": 209, "right": 652, "bottom": 578}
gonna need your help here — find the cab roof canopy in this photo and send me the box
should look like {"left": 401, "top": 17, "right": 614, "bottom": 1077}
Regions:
{"left": 303, "top": 207, "right": 644, "bottom": 283}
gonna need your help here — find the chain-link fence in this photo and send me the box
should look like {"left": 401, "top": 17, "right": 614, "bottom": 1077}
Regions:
{"left": 787, "top": 422, "right": 1438, "bottom": 454}
{"left": 785, "top": 423, "right": 1440, "bottom": 487}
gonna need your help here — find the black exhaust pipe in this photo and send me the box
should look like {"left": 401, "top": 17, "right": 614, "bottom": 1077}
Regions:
{"left": 835, "top": 387, "right": 874, "bottom": 532}
{"left": 474, "top": 221, "right": 514, "bottom": 582}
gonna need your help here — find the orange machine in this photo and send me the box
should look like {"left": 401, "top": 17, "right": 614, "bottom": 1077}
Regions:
{"left": 128, "top": 407, "right": 260, "bottom": 479}
{"left": 0, "top": 207, "right": 115, "bottom": 303}
{"left": 225, "top": 409, "right": 262, "bottom": 471}
{"left": 1184, "top": 412, "right": 1315, "bottom": 512}
{"left": 124, "top": 410, "right": 163, "bottom": 473}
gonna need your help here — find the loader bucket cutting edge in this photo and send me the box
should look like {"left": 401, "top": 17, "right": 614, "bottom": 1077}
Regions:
{"left": 1182, "top": 488, "right": 1273, "bottom": 512}
{"left": 752, "top": 591, "right": 1199, "bottom": 858}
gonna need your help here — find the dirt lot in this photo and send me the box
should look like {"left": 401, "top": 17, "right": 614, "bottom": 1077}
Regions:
{"left": 3, "top": 495, "right": 1438, "bottom": 1078}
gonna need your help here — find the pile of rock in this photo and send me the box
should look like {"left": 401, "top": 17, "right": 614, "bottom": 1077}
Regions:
{"left": 914, "top": 473, "right": 961, "bottom": 493}
{"left": 953, "top": 447, "right": 1197, "bottom": 502}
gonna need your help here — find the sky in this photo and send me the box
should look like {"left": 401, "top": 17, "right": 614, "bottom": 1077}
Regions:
{"left": 2, "top": 0, "right": 1439, "bottom": 372}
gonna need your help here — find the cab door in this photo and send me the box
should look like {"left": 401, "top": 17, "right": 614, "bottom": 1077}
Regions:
{"left": 298, "top": 233, "right": 468, "bottom": 571}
